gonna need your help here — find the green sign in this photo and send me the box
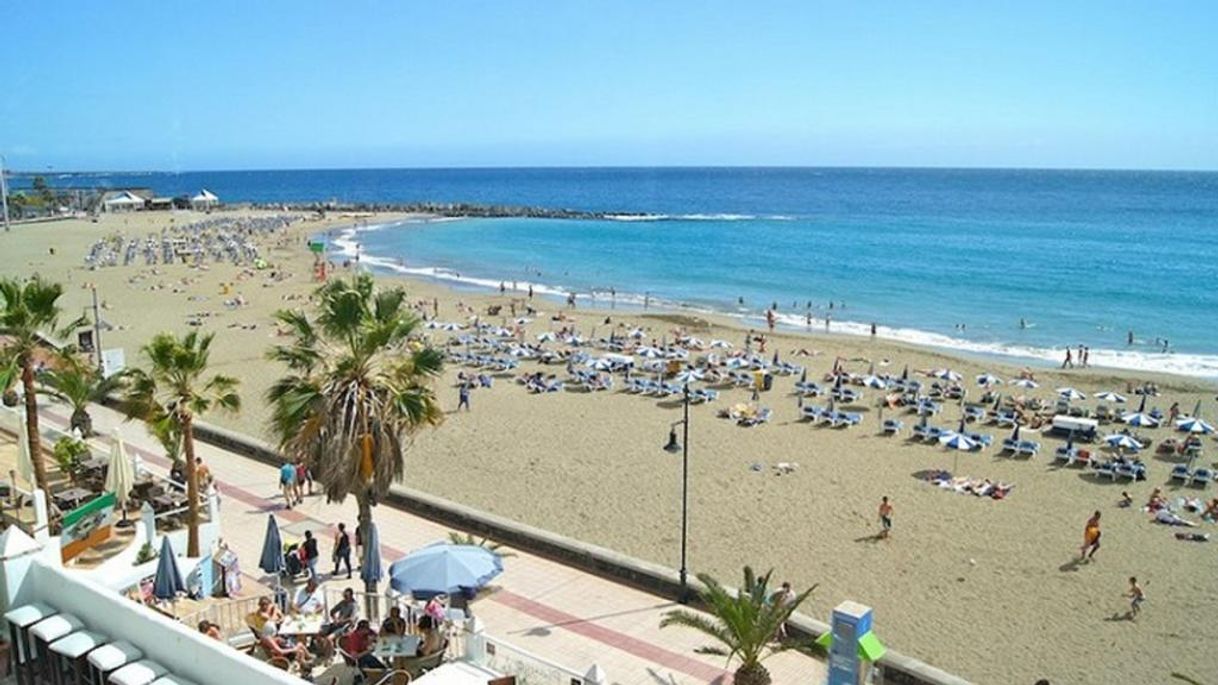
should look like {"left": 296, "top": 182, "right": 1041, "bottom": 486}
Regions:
{"left": 308, "top": 241, "right": 325, "bottom": 253}
{"left": 61, "top": 492, "right": 117, "bottom": 562}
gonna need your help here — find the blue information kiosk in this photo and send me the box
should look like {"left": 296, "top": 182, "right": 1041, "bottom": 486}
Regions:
{"left": 818, "top": 601, "right": 886, "bottom": 685}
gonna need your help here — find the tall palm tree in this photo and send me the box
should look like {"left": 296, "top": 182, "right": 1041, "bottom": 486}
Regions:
{"left": 120, "top": 331, "right": 240, "bottom": 556}
{"left": 660, "top": 567, "right": 816, "bottom": 685}
{"left": 0, "top": 276, "right": 84, "bottom": 491}
{"left": 266, "top": 274, "right": 443, "bottom": 592}
{"left": 37, "top": 351, "right": 124, "bottom": 436}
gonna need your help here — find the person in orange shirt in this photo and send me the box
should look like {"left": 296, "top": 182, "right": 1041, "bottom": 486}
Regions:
{"left": 1079, "top": 511, "right": 1101, "bottom": 561}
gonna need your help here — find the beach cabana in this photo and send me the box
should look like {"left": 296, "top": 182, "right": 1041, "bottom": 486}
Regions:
{"left": 103, "top": 191, "right": 146, "bottom": 213}
{"left": 190, "top": 189, "right": 219, "bottom": 210}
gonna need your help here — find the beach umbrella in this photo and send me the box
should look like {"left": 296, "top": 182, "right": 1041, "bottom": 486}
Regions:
{"left": 15, "top": 408, "right": 35, "bottom": 486}
{"left": 507, "top": 346, "right": 534, "bottom": 358}
{"left": 258, "top": 515, "right": 285, "bottom": 582}
{"left": 536, "top": 332, "right": 556, "bottom": 342}
{"left": 1010, "top": 378, "right": 1038, "bottom": 389}
{"left": 674, "top": 369, "right": 704, "bottom": 385}
{"left": 709, "top": 339, "right": 732, "bottom": 348}
{"left": 637, "top": 346, "right": 664, "bottom": 359}
{"left": 933, "top": 369, "right": 962, "bottom": 382}
{"left": 585, "top": 357, "right": 615, "bottom": 371}
{"left": 1057, "top": 387, "right": 1087, "bottom": 401}
{"left": 630, "top": 328, "right": 647, "bottom": 339}
{"left": 1010, "top": 426, "right": 1021, "bottom": 442}
{"left": 1123, "top": 412, "right": 1159, "bottom": 428}
{"left": 361, "top": 522, "right": 383, "bottom": 588}
{"left": 388, "top": 543, "right": 503, "bottom": 598}
{"left": 1175, "top": 417, "right": 1214, "bottom": 434}
{"left": 1105, "top": 434, "right": 1141, "bottom": 451}
{"left": 976, "top": 373, "right": 1002, "bottom": 387}
{"left": 940, "top": 432, "right": 977, "bottom": 451}
{"left": 1094, "top": 391, "right": 1126, "bottom": 403}
{"left": 724, "top": 357, "right": 750, "bottom": 369}
{"left": 861, "top": 375, "right": 887, "bottom": 389}
{"left": 105, "top": 428, "right": 136, "bottom": 526}
{"left": 685, "top": 337, "right": 705, "bottom": 349}
{"left": 152, "top": 536, "right": 186, "bottom": 602}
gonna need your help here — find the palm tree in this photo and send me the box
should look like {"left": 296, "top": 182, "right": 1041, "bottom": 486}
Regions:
{"left": 0, "top": 276, "right": 84, "bottom": 491}
{"left": 37, "top": 351, "right": 124, "bottom": 436}
{"left": 120, "top": 331, "right": 240, "bottom": 556}
{"left": 266, "top": 274, "right": 443, "bottom": 592}
{"left": 660, "top": 567, "right": 816, "bottom": 685}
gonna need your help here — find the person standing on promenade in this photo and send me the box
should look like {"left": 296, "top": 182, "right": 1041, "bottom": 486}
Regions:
{"left": 279, "top": 459, "right": 297, "bottom": 510}
{"left": 1080, "top": 511, "right": 1101, "bottom": 561}
{"left": 301, "top": 530, "right": 319, "bottom": 579}
{"left": 878, "top": 496, "right": 893, "bottom": 539}
{"left": 333, "top": 522, "right": 352, "bottom": 579}
{"left": 295, "top": 457, "right": 312, "bottom": 501}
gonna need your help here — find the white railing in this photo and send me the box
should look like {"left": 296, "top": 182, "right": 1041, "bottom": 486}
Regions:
{"left": 466, "top": 622, "right": 603, "bottom": 685}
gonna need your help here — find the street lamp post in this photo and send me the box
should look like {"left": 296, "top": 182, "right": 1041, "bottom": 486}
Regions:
{"left": 663, "top": 384, "right": 691, "bottom": 602}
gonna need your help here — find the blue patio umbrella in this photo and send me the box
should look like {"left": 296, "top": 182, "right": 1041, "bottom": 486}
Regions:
{"left": 389, "top": 543, "right": 503, "bottom": 598}
{"left": 940, "top": 432, "right": 977, "bottom": 451}
{"left": 1176, "top": 417, "right": 1214, "bottom": 434}
{"left": 1124, "top": 413, "right": 1158, "bottom": 428}
{"left": 361, "top": 522, "right": 383, "bottom": 588}
{"left": 258, "top": 515, "right": 285, "bottom": 578}
{"left": 153, "top": 536, "right": 186, "bottom": 601}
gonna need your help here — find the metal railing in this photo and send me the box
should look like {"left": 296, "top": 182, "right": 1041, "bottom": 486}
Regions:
{"left": 180, "top": 593, "right": 276, "bottom": 643}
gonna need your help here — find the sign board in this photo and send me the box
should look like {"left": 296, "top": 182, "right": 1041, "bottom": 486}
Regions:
{"left": 61, "top": 492, "right": 116, "bottom": 563}
{"left": 101, "top": 348, "right": 125, "bottom": 378}
{"left": 77, "top": 330, "right": 95, "bottom": 353}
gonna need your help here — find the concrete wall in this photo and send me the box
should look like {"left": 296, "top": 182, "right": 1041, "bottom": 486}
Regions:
{"left": 190, "top": 418, "right": 972, "bottom": 685}
{"left": 26, "top": 560, "right": 300, "bottom": 684}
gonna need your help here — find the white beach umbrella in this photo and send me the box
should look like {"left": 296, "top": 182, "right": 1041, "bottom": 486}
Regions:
{"left": 1057, "top": 387, "right": 1087, "bottom": 401}
{"left": 490, "top": 327, "right": 514, "bottom": 337}
{"left": 1104, "top": 434, "right": 1141, "bottom": 450}
{"left": 724, "top": 357, "right": 751, "bottom": 369}
{"left": 673, "top": 369, "right": 704, "bottom": 385}
{"left": 684, "top": 337, "right": 706, "bottom": 349}
{"left": 536, "top": 331, "right": 557, "bottom": 342}
{"left": 1094, "top": 391, "right": 1127, "bottom": 403}
{"left": 939, "top": 432, "right": 978, "bottom": 451}
{"left": 16, "top": 408, "right": 35, "bottom": 486}
{"left": 584, "top": 357, "right": 615, "bottom": 371}
{"left": 975, "top": 373, "right": 1002, "bottom": 387}
{"left": 105, "top": 427, "right": 136, "bottom": 521}
{"left": 637, "top": 346, "right": 664, "bottom": 359}
{"left": 861, "top": 374, "right": 888, "bottom": 389}
{"left": 439, "top": 322, "right": 463, "bottom": 332}
{"left": 1122, "top": 412, "right": 1159, "bottom": 428}
{"left": 563, "top": 335, "right": 586, "bottom": 346}
{"left": 709, "top": 339, "right": 733, "bottom": 349}
{"left": 1010, "top": 378, "right": 1039, "bottom": 389}
{"left": 664, "top": 348, "right": 690, "bottom": 360}
{"left": 628, "top": 328, "right": 646, "bottom": 339}
{"left": 1175, "top": 417, "right": 1215, "bottom": 434}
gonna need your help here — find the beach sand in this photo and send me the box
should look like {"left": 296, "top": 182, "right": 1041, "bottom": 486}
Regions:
{"left": 3, "top": 211, "right": 1216, "bottom": 685}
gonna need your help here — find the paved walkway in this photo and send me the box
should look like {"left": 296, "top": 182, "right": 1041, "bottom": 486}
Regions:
{"left": 39, "top": 401, "right": 825, "bottom": 685}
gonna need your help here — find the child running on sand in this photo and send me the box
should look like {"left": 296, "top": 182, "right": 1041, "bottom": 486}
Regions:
{"left": 1126, "top": 577, "right": 1145, "bottom": 620}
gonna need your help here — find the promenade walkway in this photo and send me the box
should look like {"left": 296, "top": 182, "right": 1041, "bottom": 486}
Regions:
{"left": 37, "top": 400, "right": 825, "bottom": 685}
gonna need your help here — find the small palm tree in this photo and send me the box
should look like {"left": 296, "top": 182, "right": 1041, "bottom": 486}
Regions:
{"left": 37, "top": 351, "right": 124, "bottom": 436}
{"left": 660, "top": 567, "right": 816, "bottom": 685}
{"left": 0, "top": 276, "right": 84, "bottom": 491}
{"left": 266, "top": 274, "right": 443, "bottom": 592}
{"left": 120, "top": 331, "right": 240, "bottom": 556}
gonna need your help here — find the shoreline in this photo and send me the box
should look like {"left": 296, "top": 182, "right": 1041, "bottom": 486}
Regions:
{"left": 330, "top": 220, "right": 1218, "bottom": 383}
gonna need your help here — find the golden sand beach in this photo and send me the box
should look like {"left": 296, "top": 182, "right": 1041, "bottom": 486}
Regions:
{"left": 2, "top": 210, "right": 1215, "bottom": 685}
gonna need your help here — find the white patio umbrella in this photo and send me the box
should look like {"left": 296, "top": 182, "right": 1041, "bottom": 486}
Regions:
{"left": 1057, "top": 387, "right": 1087, "bottom": 401}
{"left": 673, "top": 369, "right": 704, "bottom": 385}
{"left": 1175, "top": 417, "right": 1214, "bottom": 434}
{"left": 1105, "top": 434, "right": 1141, "bottom": 450}
{"left": 1010, "top": 378, "right": 1039, "bottom": 389}
{"left": 16, "top": 408, "right": 35, "bottom": 486}
{"left": 932, "top": 369, "right": 963, "bottom": 382}
{"left": 584, "top": 358, "right": 614, "bottom": 371}
{"left": 105, "top": 428, "right": 136, "bottom": 526}
{"left": 709, "top": 339, "right": 733, "bottom": 349}
{"left": 506, "top": 347, "right": 534, "bottom": 358}
{"left": 684, "top": 337, "right": 706, "bottom": 349}
{"left": 637, "top": 347, "right": 664, "bottom": 359}
{"left": 724, "top": 357, "right": 751, "bottom": 369}
{"left": 536, "top": 331, "right": 556, "bottom": 342}
{"left": 628, "top": 328, "right": 646, "bottom": 339}
{"left": 861, "top": 375, "right": 888, "bottom": 389}
{"left": 975, "top": 373, "right": 1002, "bottom": 387}
{"left": 1094, "top": 391, "right": 1126, "bottom": 403}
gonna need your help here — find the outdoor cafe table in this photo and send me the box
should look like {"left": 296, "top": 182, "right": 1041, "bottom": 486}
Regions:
{"left": 373, "top": 634, "right": 420, "bottom": 660}
{"left": 277, "top": 616, "right": 324, "bottom": 637}
{"left": 151, "top": 492, "right": 187, "bottom": 513}
{"left": 79, "top": 456, "right": 109, "bottom": 475}
{"left": 54, "top": 487, "right": 94, "bottom": 511}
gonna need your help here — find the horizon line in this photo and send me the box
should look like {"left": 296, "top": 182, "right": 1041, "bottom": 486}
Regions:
{"left": 8, "top": 163, "right": 1218, "bottom": 175}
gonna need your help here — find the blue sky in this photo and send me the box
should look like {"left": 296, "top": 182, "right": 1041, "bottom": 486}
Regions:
{"left": 2, "top": 1, "right": 1215, "bottom": 171}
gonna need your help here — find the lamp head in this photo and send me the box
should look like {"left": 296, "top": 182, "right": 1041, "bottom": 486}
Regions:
{"left": 663, "top": 428, "right": 681, "bottom": 453}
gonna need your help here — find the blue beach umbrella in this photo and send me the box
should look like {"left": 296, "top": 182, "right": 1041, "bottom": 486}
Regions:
{"left": 258, "top": 515, "right": 285, "bottom": 578}
{"left": 361, "top": 522, "right": 383, "bottom": 588}
{"left": 153, "top": 536, "right": 186, "bottom": 601}
{"left": 976, "top": 373, "right": 1001, "bottom": 387}
{"left": 389, "top": 543, "right": 503, "bottom": 598}
{"left": 1095, "top": 391, "right": 1126, "bottom": 404}
{"left": 940, "top": 432, "right": 977, "bottom": 451}
{"left": 1176, "top": 417, "right": 1214, "bottom": 434}
{"left": 1124, "top": 412, "right": 1159, "bottom": 428}
{"left": 1105, "top": 434, "right": 1141, "bottom": 451}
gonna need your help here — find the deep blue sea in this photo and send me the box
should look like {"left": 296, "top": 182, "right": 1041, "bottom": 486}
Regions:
{"left": 27, "top": 168, "right": 1218, "bottom": 377}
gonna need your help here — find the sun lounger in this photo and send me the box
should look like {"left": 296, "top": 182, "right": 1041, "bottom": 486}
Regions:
{"left": 801, "top": 406, "right": 825, "bottom": 422}
{"left": 691, "top": 388, "right": 718, "bottom": 403}
{"left": 1016, "top": 440, "right": 1040, "bottom": 457}
{"left": 964, "top": 432, "right": 993, "bottom": 447}
{"left": 963, "top": 406, "right": 988, "bottom": 423}
{"left": 925, "top": 426, "right": 945, "bottom": 442}
{"left": 882, "top": 419, "right": 903, "bottom": 435}
{"left": 1170, "top": 464, "right": 1192, "bottom": 483}
{"left": 794, "top": 381, "right": 823, "bottom": 396}
{"left": 1094, "top": 462, "right": 1116, "bottom": 479}
{"left": 1000, "top": 438, "right": 1018, "bottom": 454}
{"left": 1054, "top": 446, "right": 1077, "bottom": 464}
{"left": 1114, "top": 463, "right": 1138, "bottom": 480}
{"left": 1192, "top": 469, "right": 1213, "bottom": 487}
{"left": 740, "top": 408, "right": 772, "bottom": 427}
{"left": 993, "top": 411, "right": 1018, "bottom": 428}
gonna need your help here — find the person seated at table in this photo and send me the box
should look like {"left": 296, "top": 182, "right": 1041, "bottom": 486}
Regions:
{"left": 423, "top": 594, "right": 448, "bottom": 624}
{"left": 321, "top": 588, "right": 358, "bottom": 638}
{"left": 339, "top": 619, "right": 384, "bottom": 669}
{"left": 198, "top": 620, "right": 223, "bottom": 641}
{"left": 293, "top": 578, "right": 325, "bottom": 616}
{"left": 248, "top": 596, "right": 283, "bottom": 634}
{"left": 380, "top": 606, "right": 407, "bottom": 636}
{"left": 416, "top": 615, "right": 445, "bottom": 657}
{"left": 257, "top": 621, "right": 312, "bottom": 666}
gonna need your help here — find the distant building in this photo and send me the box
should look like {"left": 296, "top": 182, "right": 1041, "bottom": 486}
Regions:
{"left": 190, "top": 189, "right": 219, "bottom": 211}
{"left": 100, "top": 190, "right": 147, "bottom": 212}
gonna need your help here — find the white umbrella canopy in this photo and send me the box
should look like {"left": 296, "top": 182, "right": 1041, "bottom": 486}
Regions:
{"left": 709, "top": 339, "right": 733, "bottom": 349}
{"left": 861, "top": 374, "right": 888, "bottom": 389}
{"left": 1104, "top": 434, "right": 1141, "bottom": 450}
{"left": 724, "top": 357, "right": 751, "bottom": 369}
{"left": 1123, "top": 412, "right": 1159, "bottom": 428}
{"left": 1010, "top": 378, "right": 1039, "bottom": 389}
{"left": 628, "top": 328, "right": 646, "bottom": 339}
{"left": 1175, "top": 417, "right": 1215, "bottom": 434}
{"left": 1057, "top": 387, "right": 1087, "bottom": 401}
{"left": 932, "top": 369, "right": 963, "bottom": 382}
{"left": 637, "top": 346, "right": 664, "bottom": 359}
{"left": 105, "top": 427, "right": 136, "bottom": 511}
{"left": 975, "top": 373, "right": 1002, "bottom": 387}
{"left": 939, "top": 432, "right": 978, "bottom": 451}
{"left": 536, "top": 331, "right": 557, "bottom": 342}
{"left": 1094, "top": 391, "right": 1127, "bottom": 403}
{"left": 673, "top": 369, "right": 704, "bottom": 384}
{"left": 584, "top": 358, "right": 615, "bottom": 371}
{"left": 16, "top": 408, "right": 35, "bottom": 486}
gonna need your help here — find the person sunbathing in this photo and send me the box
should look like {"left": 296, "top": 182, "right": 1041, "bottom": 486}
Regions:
{"left": 1202, "top": 498, "right": 1218, "bottom": 520}
{"left": 1146, "top": 488, "right": 1166, "bottom": 512}
{"left": 1154, "top": 509, "right": 1197, "bottom": 527}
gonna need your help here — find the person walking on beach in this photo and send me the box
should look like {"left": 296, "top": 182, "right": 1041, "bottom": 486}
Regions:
{"left": 279, "top": 460, "right": 297, "bottom": 510}
{"left": 1082, "top": 346, "right": 1090, "bottom": 367}
{"left": 1080, "top": 511, "right": 1101, "bottom": 561}
{"left": 878, "top": 496, "right": 893, "bottom": 539}
{"left": 766, "top": 309, "right": 776, "bottom": 332}
{"left": 333, "top": 522, "right": 353, "bottom": 579}
{"left": 870, "top": 322, "right": 877, "bottom": 338}
{"left": 295, "top": 457, "right": 312, "bottom": 500}
{"left": 1062, "top": 348, "right": 1074, "bottom": 369}
{"left": 1125, "top": 577, "right": 1145, "bottom": 620}
{"left": 528, "top": 284, "right": 534, "bottom": 299}
{"left": 457, "top": 383, "right": 471, "bottom": 412}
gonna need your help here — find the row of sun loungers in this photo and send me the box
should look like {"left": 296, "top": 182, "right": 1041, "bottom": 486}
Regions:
{"left": 801, "top": 405, "right": 862, "bottom": 427}
{"left": 447, "top": 353, "right": 520, "bottom": 371}
{"left": 999, "top": 437, "right": 1042, "bottom": 457}
{"left": 1092, "top": 459, "right": 1148, "bottom": 481}
{"left": 623, "top": 379, "right": 719, "bottom": 403}
{"left": 1169, "top": 465, "right": 1214, "bottom": 487}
